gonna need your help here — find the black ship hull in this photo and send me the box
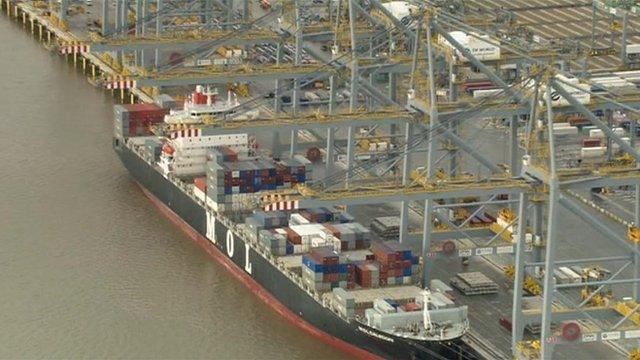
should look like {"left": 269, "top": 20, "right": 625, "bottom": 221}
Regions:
{"left": 114, "top": 140, "right": 480, "bottom": 360}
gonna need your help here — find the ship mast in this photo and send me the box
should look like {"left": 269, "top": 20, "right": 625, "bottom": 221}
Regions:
{"left": 422, "top": 289, "right": 433, "bottom": 332}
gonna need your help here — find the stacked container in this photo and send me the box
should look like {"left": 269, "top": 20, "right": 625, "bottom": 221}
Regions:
{"left": 114, "top": 103, "right": 169, "bottom": 138}
{"left": 259, "top": 229, "right": 289, "bottom": 255}
{"left": 250, "top": 211, "right": 288, "bottom": 229}
{"left": 323, "top": 223, "right": 371, "bottom": 251}
{"left": 143, "top": 138, "right": 163, "bottom": 160}
{"left": 209, "top": 147, "right": 239, "bottom": 162}
{"left": 300, "top": 207, "right": 335, "bottom": 222}
{"left": 206, "top": 158, "right": 226, "bottom": 205}
{"left": 277, "top": 158, "right": 306, "bottom": 185}
{"left": 208, "top": 157, "right": 307, "bottom": 195}
{"left": 372, "top": 241, "right": 419, "bottom": 286}
{"left": 355, "top": 261, "right": 380, "bottom": 288}
{"left": 302, "top": 247, "right": 353, "bottom": 292}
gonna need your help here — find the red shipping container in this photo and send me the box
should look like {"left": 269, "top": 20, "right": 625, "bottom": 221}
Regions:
{"left": 403, "top": 302, "right": 422, "bottom": 312}
{"left": 323, "top": 273, "right": 339, "bottom": 282}
{"left": 122, "top": 103, "right": 169, "bottom": 121}
{"left": 583, "top": 138, "right": 601, "bottom": 148}
{"left": 222, "top": 147, "right": 238, "bottom": 162}
{"left": 284, "top": 228, "right": 302, "bottom": 244}
{"left": 323, "top": 224, "right": 341, "bottom": 238}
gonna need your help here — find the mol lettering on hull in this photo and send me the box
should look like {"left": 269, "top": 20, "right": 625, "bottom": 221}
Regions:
{"left": 207, "top": 211, "right": 252, "bottom": 274}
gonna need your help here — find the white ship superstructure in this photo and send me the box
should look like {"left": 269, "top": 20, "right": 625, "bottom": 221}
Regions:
{"left": 164, "top": 85, "right": 240, "bottom": 125}
{"left": 159, "top": 132, "right": 249, "bottom": 177}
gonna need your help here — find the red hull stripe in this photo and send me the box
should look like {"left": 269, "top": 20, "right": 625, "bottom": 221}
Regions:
{"left": 137, "top": 183, "right": 381, "bottom": 360}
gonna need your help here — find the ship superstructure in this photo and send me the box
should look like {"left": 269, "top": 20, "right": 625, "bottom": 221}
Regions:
{"left": 164, "top": 85, "right": 240, "bottom": 125}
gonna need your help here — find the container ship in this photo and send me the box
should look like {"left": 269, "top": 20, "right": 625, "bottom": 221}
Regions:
{"left": 113, "top": 88, "right": 478, "bottom": 360}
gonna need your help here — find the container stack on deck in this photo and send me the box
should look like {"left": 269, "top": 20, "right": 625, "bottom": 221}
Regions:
{"left": 323, "top": 223, "right": 372, "bottom": 251}
{"left": 259, "top": 229, "right": 290, "bottom": 255}
{"left": 302, "top": 246, "right": 354, "bottom": 292}
{"left": 206, "top": 156, "right": 306, "bottom": 195}
{"left": 355, "top": 261, "right": 380, "bottom": 288}
{"left": 114, "top": 104, "right": 169, "bottom": 137}
{"left": 371, "top": 241, "right": 419, "bottom": 286}
{"left": 251, "top": 209, "right": 372, "bottom": 256}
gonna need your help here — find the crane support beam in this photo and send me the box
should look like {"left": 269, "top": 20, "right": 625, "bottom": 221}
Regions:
{"left": 89, "top": 31, "right": 283, "bottom": 52}
{"left": 191, "top": 111, "right": 414, "bottom": 135}
{"left": 295, "top": 180, "right": 528, "bottom": 208}
{"left": 133, "top": 65, "right": 331, "bottom": 87}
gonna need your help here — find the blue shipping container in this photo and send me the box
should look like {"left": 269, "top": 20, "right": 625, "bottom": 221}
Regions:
{"left": 286, "top": 242, "right": 294, "bottom": 255}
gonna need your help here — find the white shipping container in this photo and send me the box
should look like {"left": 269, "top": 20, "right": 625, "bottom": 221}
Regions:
{"left": 290, "top": 223, "right": 327, "bottom": 236}
{"left": 559, "top": 267, "right": 581, "bottom": 283}
{"left": 380, "top": 1, "right": 418, "bottom": 25}
{"left": 473, "top": 88, "right": 502, "bottom": 99}
{"left": 439, "top": 31, "right": 501, "bottom": 62}
{"left": 612, "top": 137, "right": 632, "bottom": 151}
{"left": 213, "top": 58, "right": 228, "bottom": 66}
{"left": 196, "top": 59, "right": 213, "bottom": 66}
{"left": 581, "top": 146, "right": 607, "bottom": 158}
{"left": 543, "top": 74, "right": 590, "bottom": 107}
{"left": 589, "top": 128, "right": 626, "bottom": 138}
{"left": 627, "top": 44, "right": 640, "bottom": 55}
{"left": 290, "top": 213, "right": 310, "bottom": 225}
{"left": 554, "top": 126, "right": 579, "bottom": 135}
{"left": 311, "top": 237, "right": 327, "bottom": 247}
